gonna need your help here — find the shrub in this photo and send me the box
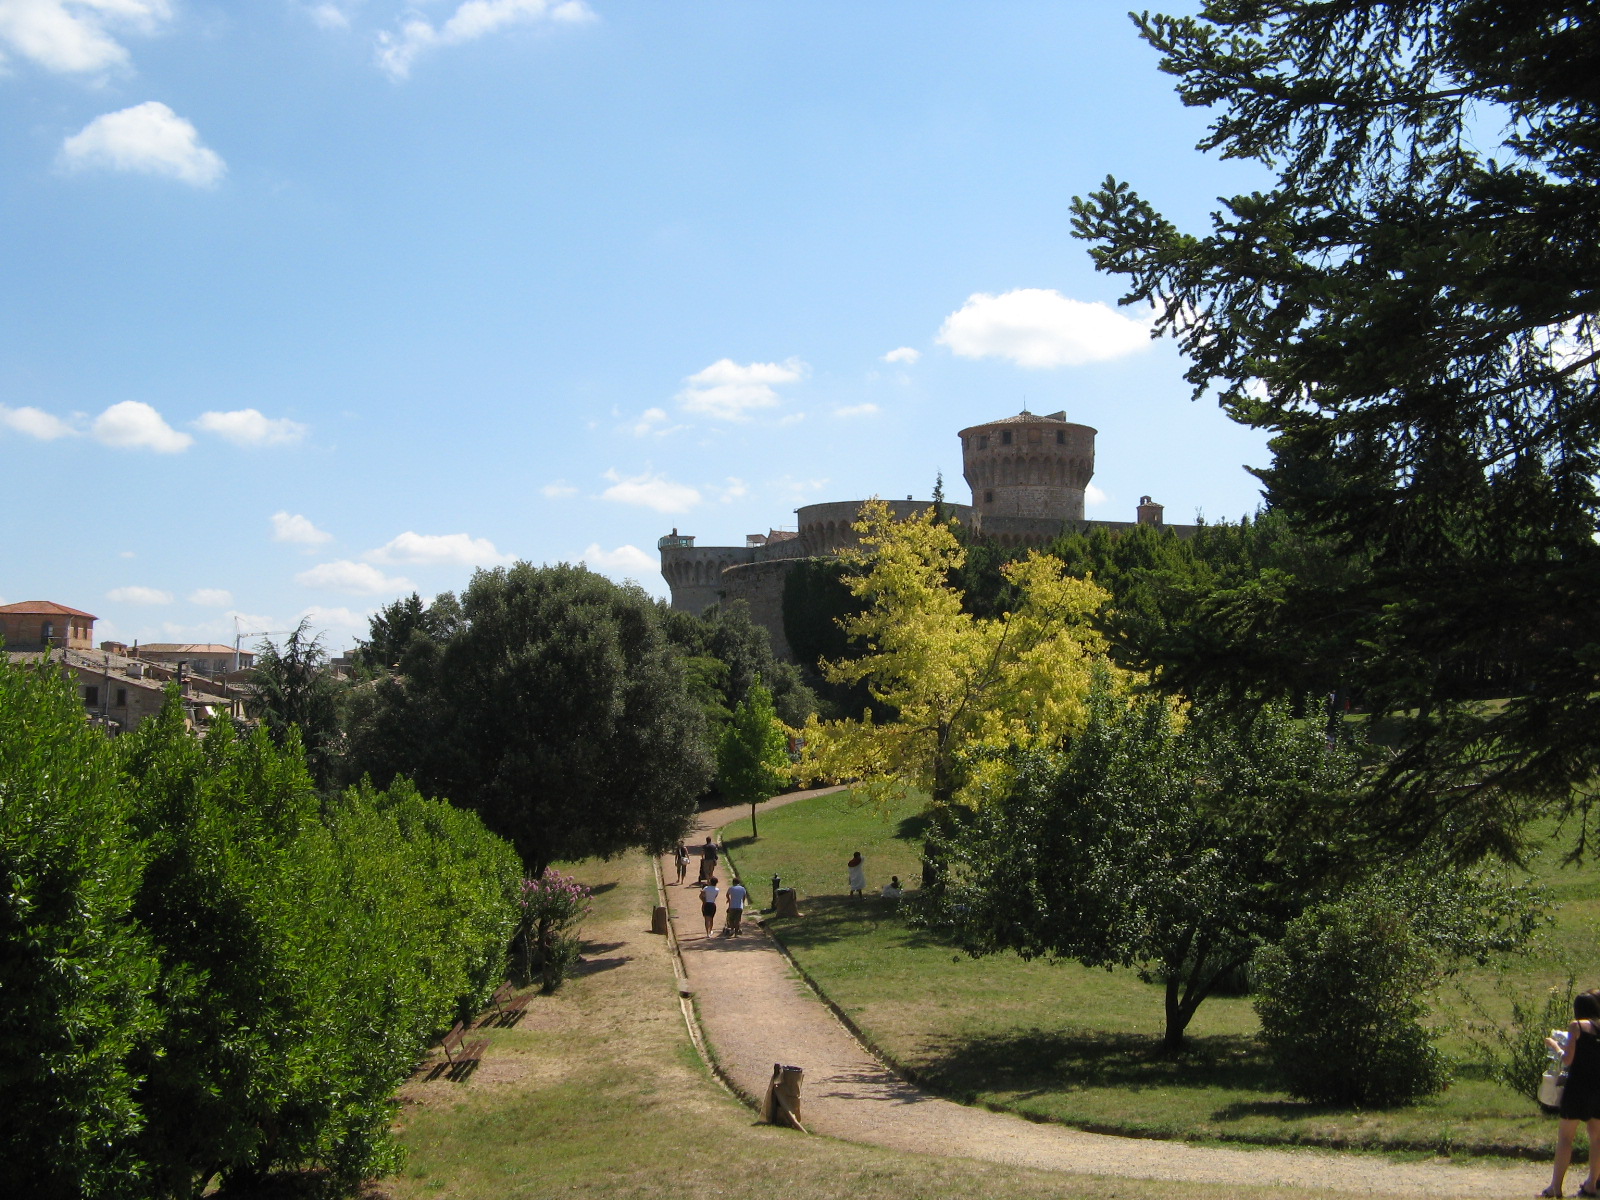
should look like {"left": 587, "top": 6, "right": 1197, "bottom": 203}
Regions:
{"left": 0, "top": 658, "right": 157, "bottom": 1200}
{"left": 1253, "top": 894, "right": 1450, "bottom": 1106}
{"left": 515, "top": 869, "right": 592, "bottom": 992}
{"left": 1462, "top": 975, "right": 1578, "bottom": 1106}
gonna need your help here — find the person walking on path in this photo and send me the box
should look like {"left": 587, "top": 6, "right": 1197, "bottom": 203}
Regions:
{"left": 1544, "top": 990, "right": 1600, "bottom": 1197}
{"left": 698, "top": 836, "right": 719, "bottom": 883}
{"left": 847, "top": 851, "right": 866, "bottom": 899}
{"left": 699, "top": 878, "right": 720, "bottom": 938}
{"left": 726, "top": 877, "right": 748, "bottom": 936}
{"left": 674, "top": 842, "right": 689, "bottom": 884}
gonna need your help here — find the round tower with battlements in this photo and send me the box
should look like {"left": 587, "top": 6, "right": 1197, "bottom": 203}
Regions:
{"left": 959, "top": 410, "right": 1095, "bottom": 522}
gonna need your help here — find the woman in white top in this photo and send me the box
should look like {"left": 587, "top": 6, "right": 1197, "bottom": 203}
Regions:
{"left": 699, "top": 879, "right": 719, "bottom": 936}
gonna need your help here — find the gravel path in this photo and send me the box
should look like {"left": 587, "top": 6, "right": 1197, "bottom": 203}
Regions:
{"left": 661, "top": 792, "right": 1541, "bottom": 1198}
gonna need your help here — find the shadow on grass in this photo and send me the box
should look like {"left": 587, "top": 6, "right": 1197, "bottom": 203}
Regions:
{"left": 894, "top": 812, "right": 932, "bottom": 842}
{"left": 767, "top": 893, "right": 956, "bottom": 952}
{"left": 586, "top": 881, "right": 619, "bottom": 895}
{"left": 914, "top": 1028, "right": 1281, "bottom": 1104}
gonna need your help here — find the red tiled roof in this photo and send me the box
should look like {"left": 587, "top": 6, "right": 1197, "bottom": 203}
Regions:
{"left": 0, "top": 601, "right": 97, "bottom": 620}
{"left": 138, "top": 644, "right": 241, "bottom": 656}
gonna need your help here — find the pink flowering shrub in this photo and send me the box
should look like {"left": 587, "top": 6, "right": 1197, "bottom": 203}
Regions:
{"left": 514, "top": 870, "right": 592, "bottom": 991}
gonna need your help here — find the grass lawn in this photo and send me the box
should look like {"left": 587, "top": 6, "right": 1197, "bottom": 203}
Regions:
{"left": 723, "top": 788, "right": 1600, "bottom": 1159}
{"left": 365, "top": 847, "right": 1329, "bottom": 1200}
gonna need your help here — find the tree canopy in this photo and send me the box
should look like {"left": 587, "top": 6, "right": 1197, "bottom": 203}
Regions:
{"left": 799, "top": 500, "right": 1124, "bottom": 810}
{"left": 346, "top": 562, "right": 713, "bottom": 873}
{"left": 1071, "top": 1, "right": 1600, "bottom": 857}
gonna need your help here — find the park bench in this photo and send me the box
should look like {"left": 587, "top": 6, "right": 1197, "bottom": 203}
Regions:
{"left": 487, "top": 981, "right": 531, "bottom": 1024}
{"left": 439, "top": 1020, "right": 489, "bottom": 1080}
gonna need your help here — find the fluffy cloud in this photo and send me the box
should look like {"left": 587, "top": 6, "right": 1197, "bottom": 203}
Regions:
{"left": 0, "top": 0, "right": 171, "bottom": 76}
{"left": 882, "top": 346, "right": 920, "bottom": 364}
{"left": 59, "top": 101, "right": 226, "bottom": 187}
{"left": 376, "top": 0, "right": 595, "bottom": 81}
{"left": 579, "top": 542, "right": 655, "bottom": 577}
{"left": 271, "top": 511, "right": 333, "bottom": 545}
{"left": 295, "top": 560, "right": 411, "bottom": 596}
{"left": 107, "top": 584, "right": 172, "bottom": 604}
{"left": 719, "top": 477, "right": 748, "bottom": 503}
{"left": 937, "top": 289, "right": 1153, "bottom": 368}
{"left": 0, "top": 403, "right": 77, "bottom": 439}
{"left": 194, "top": 408, "right": 308, "bottom": 447}
{"left": 307, "top": 2, "right": 350, "bottom": 30}
{"left": 541, "top": 480, "right": 578, "bottom": 498}
{"left": 677, "top": 357, "right": 807, "bottom": 421}
{"left": 1084, "top": 483, "right": 1108, "bottom": 510}
{"left": 365, "top": 531, "right": 511, "bottom": 567}
{"left": 298, "top": 605, "right": 372, "bottom": 640}
{"left": 832, "top": 403, "right": 879, "bottom": 419}
{"left": 188, "top": 588, "right": 233, "bottom": 607}
{"left": 92, "top": 400, "right": 193, "bottom": 452}
{"left": 600, "top": 468, "right": 701, "bottom": 513}
{"left": 630, "top": 406, "right": 684, "bottom": 437}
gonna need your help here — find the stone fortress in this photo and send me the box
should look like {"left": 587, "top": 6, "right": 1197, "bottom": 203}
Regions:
{"left": 659, "top": 408, "right": 1194, "bottom": 658}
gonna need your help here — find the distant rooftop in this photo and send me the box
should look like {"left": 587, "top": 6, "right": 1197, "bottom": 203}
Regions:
{"left": 138, "top": 643, "right": 242, "bottom": 656}
{"left": 0, "top": 600, "right": 97, "bottom": 619}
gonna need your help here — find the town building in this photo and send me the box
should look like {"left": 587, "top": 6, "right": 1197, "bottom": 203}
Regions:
{"left": 135, "top": 643, "right": 254, "bottom": 677}
{"left": 0, "top": 600, "right": 96, "bottom": 650}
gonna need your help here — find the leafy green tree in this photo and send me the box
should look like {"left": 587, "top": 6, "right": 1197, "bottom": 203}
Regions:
{"left": 247, "top": 618, "right": 344, "bottom": 788}
{"left": 659, "top": 598, "right": 816, "bottom": 728}
{"left": 717, "top": 683, "right": 790, "bottom": 837}
{"left": 1070, "top": 1, "right": 1600, "bottom": 856}
{"left": 353, "top": 590, "right": 462, "bottom": 673}
{"left": 0, "top": 658, "right": 157, "bottom": 1200}
{"left": 348, "top": 563, "right": 714, "bottom": 874}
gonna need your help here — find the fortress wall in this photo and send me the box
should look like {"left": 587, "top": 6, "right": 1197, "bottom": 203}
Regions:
{"left": 660, "top": 544, "right": 754, "bottom": 615}
{"left": 716, "top": 559, "right": 799, "bottom": 661}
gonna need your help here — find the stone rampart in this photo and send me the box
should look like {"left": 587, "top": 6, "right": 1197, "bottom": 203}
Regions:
{"left": 716, "top": 559, "right": 800, "bottom": 661}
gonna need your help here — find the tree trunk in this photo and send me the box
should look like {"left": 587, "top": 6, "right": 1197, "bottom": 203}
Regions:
{"left": 751, "top": 801, "right": 758, "bottom": 839}
{"left": 1162, "top": 972, "right": 1189, "bottom": 1052}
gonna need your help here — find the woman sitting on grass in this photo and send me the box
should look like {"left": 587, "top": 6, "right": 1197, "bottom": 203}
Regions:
{"left": 1543, "top": 990, "right": 1600, "bottom": 1198}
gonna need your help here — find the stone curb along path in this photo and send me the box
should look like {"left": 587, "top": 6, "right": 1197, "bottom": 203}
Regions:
{"left": 661, "top": 791, "right": 1539, "bottom": 1198}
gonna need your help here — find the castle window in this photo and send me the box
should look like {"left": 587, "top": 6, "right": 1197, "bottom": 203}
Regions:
{"left": 979, "top": 435, "right": 989, "bottom": 450}
{"left": 1056, "top": 430, "right": 1065, "bottom": 444}
{"left": 984, "top": 490, "right": 993, "bottom": 503}
{"left": 1001, "top": 430, "right": 1012, "bottom": 445}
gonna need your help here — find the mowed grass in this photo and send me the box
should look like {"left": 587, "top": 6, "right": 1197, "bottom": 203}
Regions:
{"left": 370, "top": 848, "right": 1329, "bottom": 1200}
{"left": 724, "top": 789, "right": 1600, "bottom": 1159}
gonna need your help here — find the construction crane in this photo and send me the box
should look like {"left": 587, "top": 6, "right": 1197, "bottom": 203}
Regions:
{"left": 233, "top": 618, "right": 299, "bottom": 673}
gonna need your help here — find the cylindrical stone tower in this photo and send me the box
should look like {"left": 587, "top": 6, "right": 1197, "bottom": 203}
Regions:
{"left": 959, "top": 410, "right": 1096, "bottom": 521}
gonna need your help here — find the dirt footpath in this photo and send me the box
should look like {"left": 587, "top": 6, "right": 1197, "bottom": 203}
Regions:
{"left": 662, "top": 792, "right": 1539, "bottom": 1198}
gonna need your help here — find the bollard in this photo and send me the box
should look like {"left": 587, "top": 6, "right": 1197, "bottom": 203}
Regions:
{"left": 770, "top": 873, "right": 782, "bottom": 911}
{"left": 650, "top": 904, "right": 669, "bottom": 935}
{"left": 761, "top": 1062, "right": 806, "bottom": 1131}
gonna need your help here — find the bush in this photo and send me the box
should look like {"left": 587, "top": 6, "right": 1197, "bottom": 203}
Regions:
{"left": 1254, "top": 895, "right": 1450, "bottom": 1106}
{"left": 1462, "top": 975, "right": 1578, "bottom": 1106}
{"left": 514, "top": 869, "right": 592, "bottom": 992}
{"left": 0, "top": 658, "right": 158, "bottom": 1200}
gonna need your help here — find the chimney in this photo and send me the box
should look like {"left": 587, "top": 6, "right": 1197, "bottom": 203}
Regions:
{"left": 1136, "top": 495, "right": 1164, "bottom": 526}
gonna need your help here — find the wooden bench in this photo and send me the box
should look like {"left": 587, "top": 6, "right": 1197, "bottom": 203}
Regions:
{"left": 488, "top": 981, "right": 531, "bottom": 1024}
{"left": 439, "top": 1020, "right": 489, "bottom": 1079}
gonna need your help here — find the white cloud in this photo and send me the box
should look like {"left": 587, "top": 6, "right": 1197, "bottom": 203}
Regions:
{"left": 298, "top": 605, "right": 371, "bottom": 641}
{"left": 833, "top": 403, "right": 879, "bottom": 419}
{"left": 194, "top": 408, "right": 307, "bottom": 447}
{"left": 676, "top": 357, "right": 807, "bottom": 421}
{"left": 295, "top": 560, "right": 411, "bottom": 595}
{"left": 376, "top": 0, "right": 595, "bottom": 81}
{"left": 92, "top": 400, "right": 193, "bottom": 452}
{"left": 719, "top": 477, "right": 748, "bottom": 503}
{"left": 307, "top": 2, "right": 350, "bottom": 30}
{"left": 630, "top": 406, "right": 684, "bottom": 437}
{"left": 1084, "top": 483, "right": 1108, "bottom": 510}
{"left": 271, "top": 511, "right": 333, "bottom": 546}
{"left": 60, "top": 102, "right": 226, "bottom": 187}
{"left": 366, "top": 531, "right": 511, "bottom": 567}
{"left": 600, "top": 468, "right": 701, "bottom": 513}
{"left": 579, "top": 542, "right": 655, "bottom": 577}
{"left": 882, "top": 346, "right": 920, "bottom": 364}
{"left": 541, "top": 480, "right": 578, "bottom": 498}
{"left": 777, "top": 411, "right": 805, "bottom": 427}
{"left": 107, "top": 584, "right": 172, "bottom": 604}
{"left": 0, "top": 0, "right": 171, "bottom": 76}
{"left": 937, "top": 289, "right": 1153, "bottom": 368}
{"left": 0, "top": 403, "right": 77, "bottom": 440}
{"left": 188, "top": 588, "right": 233, "bottom": 607}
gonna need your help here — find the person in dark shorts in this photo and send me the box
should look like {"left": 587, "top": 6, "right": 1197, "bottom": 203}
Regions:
{"left": 1543, "top": 990, "right": 1600, "bottom": 1197}
{"left": 699, "top": 878, "right": 719, "bottom": 937}
{"left": 725, "top": 877, "right": 748, "bottom": 936}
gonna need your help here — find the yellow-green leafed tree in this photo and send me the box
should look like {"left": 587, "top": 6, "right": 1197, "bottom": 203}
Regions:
{"left": 799, "top": 499, "right": 1132, "bottom": 810}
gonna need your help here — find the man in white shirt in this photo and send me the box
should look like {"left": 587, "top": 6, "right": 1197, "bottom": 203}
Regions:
{"left": 699, "top": 878, "right": 719, "bottom": 936}
{"left": 726, "top": 877, "right": 748, "bottom": 936}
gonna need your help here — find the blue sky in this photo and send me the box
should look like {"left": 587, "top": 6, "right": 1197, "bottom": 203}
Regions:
{"left": 1, "top": 1, "right": 1272, "bottom": 651}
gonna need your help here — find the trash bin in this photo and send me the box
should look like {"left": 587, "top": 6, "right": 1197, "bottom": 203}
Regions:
{"left": 761, "top": 1062, "right": 805, "bottom": 1130}
{"left": 774, "top": 888, "right": 799, "bottom": 918}
{"left": 650, "top": 904, "right": 669, "bottom": 935}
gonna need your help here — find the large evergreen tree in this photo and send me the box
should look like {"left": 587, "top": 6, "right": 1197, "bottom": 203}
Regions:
{"left": 1071, "top": 1, "right": 1600, "bottom": 856}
